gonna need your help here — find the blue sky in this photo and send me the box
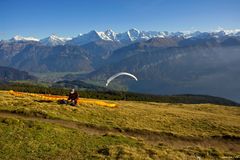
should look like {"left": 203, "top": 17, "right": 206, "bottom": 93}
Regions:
{"left": 1, "top": 0, "right": 240, "bottom": 39}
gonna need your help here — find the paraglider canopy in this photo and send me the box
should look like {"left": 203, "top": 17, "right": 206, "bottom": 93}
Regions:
{"left": 106, "top": 72, "right": 138, "bottom": 87}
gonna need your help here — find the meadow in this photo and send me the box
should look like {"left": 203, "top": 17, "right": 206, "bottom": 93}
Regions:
{"left": 0, "top": 90, "right": 239, "bottom": 159}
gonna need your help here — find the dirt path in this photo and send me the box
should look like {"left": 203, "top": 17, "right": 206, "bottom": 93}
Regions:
{"left": 0, "top": 110, "right": 239, "bottom": 152}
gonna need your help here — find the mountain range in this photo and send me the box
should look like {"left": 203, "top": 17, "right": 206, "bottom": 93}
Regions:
{"left": 1, "top": 29, "right": 240, "bottom": 102}
{"left": 3, "top": 28, "right": 240, "bottom": 46}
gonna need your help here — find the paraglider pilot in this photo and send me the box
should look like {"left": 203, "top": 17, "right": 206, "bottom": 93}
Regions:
{"left": 68, "top": 89, "right": 78, "bottom": 106}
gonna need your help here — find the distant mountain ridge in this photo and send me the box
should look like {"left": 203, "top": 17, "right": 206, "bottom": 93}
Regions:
{"left": 3, "top": 28, "right": 240, "bottom": 46}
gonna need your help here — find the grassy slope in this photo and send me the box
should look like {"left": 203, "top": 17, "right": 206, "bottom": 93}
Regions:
{"left": 0, "top": 90, "right": 239, "bottom": 159}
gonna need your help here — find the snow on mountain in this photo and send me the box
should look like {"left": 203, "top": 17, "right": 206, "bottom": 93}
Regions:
{"left": 116, "top": 29, "right": 157, "bottom": 42}
{"left": 10, "top": 35, "right": 39, "bottom": 42}
{"left": 40, "top": 34, "right": 71, "bottom": 46}
{"left": 104, "top": 29, "right": 117, "bottom": 41}
{"left": 127, "top": 28, "right": 141, "bottom": 41}
{"left": 7, "top": 28, "right": 240, "bottom": 46}
{"left": 68, "top": 29, "right": 171, "bottom": 45}
{"left": 67, "top": 30, "right": 107, "bottom": 45}
{"left": 148, "top": 31, "right": 169, "bottom": 38}
{"left": 213, "top": 29, "right": 240, "bottom": 37}
{"left": 116, "top": 31, "right": 132, "bottom": 43}
{"left": 190, "top": 31, "right": 212, "bottom": 39}
{"left": 96, "top": 31, "right": 113, "bottom": 41}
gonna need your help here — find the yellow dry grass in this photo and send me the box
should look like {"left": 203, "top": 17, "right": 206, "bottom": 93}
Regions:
{"left": 8, "top": 90, "right": 117, "bottom": 108}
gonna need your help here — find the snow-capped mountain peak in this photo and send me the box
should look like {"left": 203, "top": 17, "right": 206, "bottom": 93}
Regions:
{"left": 127, "top": 28, "right": 141, "bottom": 41}
{"left": 10, "top": 35, "right": 39, "bottom": 42}
{"left": 213, "top": 28, "right": 240, "bottom": 37}
{"left": 105, "top": 29, "right": 115, "bottom": 34}
{"left": 67, "top": 30, "right": 106, "bottom": 45}
{"left": 128, "top": 28, "right": 140, "bottom": 34}
{"left": 94, "top": 30, "right": 113, "bottom": 41}
{"left": 104, "top": 29, "right": 117, "bottom": 41}
{"left": 49, "top": 34, "right": 62, "bottom": 40}
{"left": 40, "top": 34, "right": 71, "bottom": 46}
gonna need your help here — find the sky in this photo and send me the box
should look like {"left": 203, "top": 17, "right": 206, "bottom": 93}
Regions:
{"left": 1, "top": 0, "right": 240, "bottom": 39}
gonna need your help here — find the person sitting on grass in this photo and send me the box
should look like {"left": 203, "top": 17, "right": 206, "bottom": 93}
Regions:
{"left": 68, "top": 89, "right": 78, "bottom": 106}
